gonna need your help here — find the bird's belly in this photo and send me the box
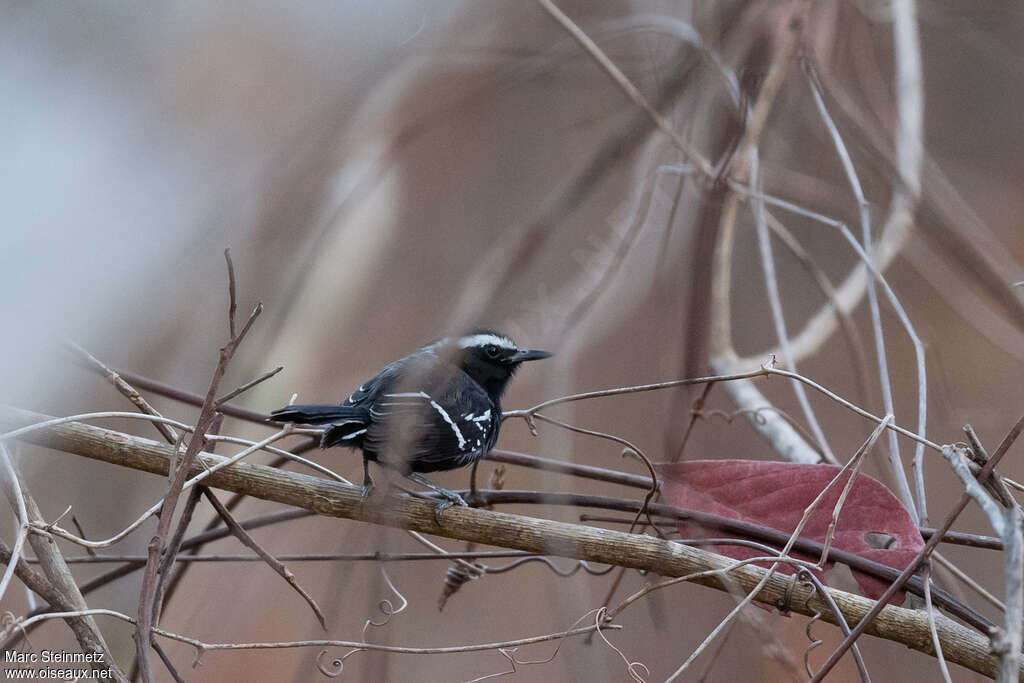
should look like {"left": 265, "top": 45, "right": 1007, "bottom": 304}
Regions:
{"left": 404, "top": 446, "right": 486, "bottom": 473}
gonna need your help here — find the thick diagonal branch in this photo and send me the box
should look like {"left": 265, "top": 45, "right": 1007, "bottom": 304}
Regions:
{"left": 0, "top": 406, "right": 1016, "bottom": 681}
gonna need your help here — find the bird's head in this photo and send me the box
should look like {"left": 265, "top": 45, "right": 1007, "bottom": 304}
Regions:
{"left": 433, "top": 328, "right": 551, "bottom": 400}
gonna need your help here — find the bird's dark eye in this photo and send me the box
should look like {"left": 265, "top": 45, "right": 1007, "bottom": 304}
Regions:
{"left": 483, "top": 344, "right": 500, "bottom": 358}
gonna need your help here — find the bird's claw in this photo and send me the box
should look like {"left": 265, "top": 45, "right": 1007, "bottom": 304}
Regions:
{"left": 432, "top": 492, "right": 467, "bottom": 524}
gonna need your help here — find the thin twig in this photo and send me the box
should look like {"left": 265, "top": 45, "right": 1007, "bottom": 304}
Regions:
{"left": 66, "top": 341, "right": 179, "bottom": 444}
{"left": 2, "top": 409, "right": 339, "bottom": 483}
{"left": 152, "top": 415, "right": 225, "bottom": 632}
{"left": 151, "top": 640, "right": 185, "bottom": 683}
{"left": 0, "top": 450, "right": 127, "bottom": 681}
{"left": 797, "top": 568, "right": 871, "bottom": 683}
{"left": 202, "top": 488, "right": 328, "bottom": 630}
{"left": 689, "top": 404, "right": 826, "bottom": 458}
{"left": 0, "top": 444, "right": 29, "bottom": 605}
{"left": 216, "top": 366, "right": 285, "bottom": 406}
{"left": 136, "top": 259, "right": 262, "bottom": 681}
{"left": 0, "top": 509, "right": 314, "bottom": 653}
{"left": 933, "top": 551, "right": 1005, "bottom": 610}
{"left": 921, "top": 563, "right": 953, "bottom": 683}
{"left": 489, "top": 448, "right": 652, "bottom": 489}
{"left": 0, "top": 537, "right": 66, "bottom": 618}
{"left": 940, "top": 444, "right": 1023, "bottom": 682}
{"left": 502, "top": 367, "right": 770, "bottom": 418}
{"left": 85, "top": 366, "right": 271, "bottom": 424}
{"left": 674, "top": 382, "right": 715, "bottom": 462}
{"left": 750, "top": 147, "right": 838, "bottom": 464}
{"left": 582, "top": 514, "right": 1004, "bottom": 552}
{"left": 804, "top": 61, "right": 926, "bottom": 524}
{"left": 817, "top": 418, "right": 885, "bottom": 563}
{"left": 31, "top": 429, "right": 290, "bottom": 549}
{"left": 530, "top": 412, "right": 659, "bottom": 532}
{"left": 964, "top": 425, "right": 1016, "bottom": 508}
{"left": 4, "top": 608, "right": 619, "bottom": 657}
{"left": 764, "top": 366, "right": 940, "bottom": 452}
{"left": 669, "top": 414, "right": 889, "bottom": 680}
{"left": 534, "top": 0, "right": 712, "bottom": 175}
{"left": 761, "top": 213, "right": 873, "bottom": 406}
{"left": 224, "top": 248, "right": 237, "bottom": 340}
{"left": 808, "top": 414, "right": 1024, "bottom": 681}
{"left": 706, "top": 0, "right": 818, "bottom": 470}
{"left": 39, "top": 550, "right": 537, "bottom": 563}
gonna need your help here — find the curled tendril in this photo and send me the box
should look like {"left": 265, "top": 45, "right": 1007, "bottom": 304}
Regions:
{"left": 316, "top": 647, "right": 364, "bottom": 678}
{"left": 796, "top": 569, "right": 824, "bottom": 677}
{"left": 695, "top": 407, "right": 767, "bottom": 426}
{"left": 691, "top": 404, "right": 825, "bottom": 457}
{"left": 594, "top": 608, "right": 649, "bottom": 683}
{"left": 441, "top": 556, "right": 614, "bottom": 611}
{"left": 1, "top": 612, "right": 19, "bottom": 641}
{"left": 1, "top": 612, "right": 32, "bottom": 652}
{"left": 363, "top": 568, "right": 408, "bottom": 634}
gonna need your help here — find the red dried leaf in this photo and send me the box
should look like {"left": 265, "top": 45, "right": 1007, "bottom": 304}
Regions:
{"left": 656, "top": 459, "right": 924, "bottom": 603}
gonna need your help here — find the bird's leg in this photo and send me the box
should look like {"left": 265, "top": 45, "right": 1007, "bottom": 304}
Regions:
{"left": 404, "top": 472, "right": 467, "bottom": 522}
{"left": 361, "top": 457, "right": 375, "bottom": 499}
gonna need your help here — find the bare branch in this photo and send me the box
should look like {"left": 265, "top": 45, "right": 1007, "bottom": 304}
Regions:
{"left": 216, "top": 366, "right": 284, "bottom": 406}
{"left": 751, "top": 148, "right": 837, "bottom": 464}
{"left": 941, "top": 444, "right": 1023, "bottom": 682}
{"left": 0, "top": 444, "right": 29, "bottom": 605}
{"left": 66, "top": 341, "right": 179, "bottom": 444}
{"left": 806, "top": 58, "right": 929, "bottom": 526}
{"left": 202, "top": 488, "right": 327, "bottom": 630}
{"left": 4, "top": 608, "right": 618, "bottom": 658}
{"left": 130, "top": 251, "right": 264, "bottom": 680}
{"left": 808, "top": 421, "right": 1022, "bottom": 681}
{"left": 534, "top": 0, "right": 712, "bottom": 175}
{"left": 0, "top": 403, "right": 992, "bottom": 636}
{"left": 224, "top": 247, "right": 237, "bottom": 340}
{"left": 0, "top": 406, "right": 1011, "bottom": 679}
{"left": 0, "top": 450, "right": 128, "bottom": 682}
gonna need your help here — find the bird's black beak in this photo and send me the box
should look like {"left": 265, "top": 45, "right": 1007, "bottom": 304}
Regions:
{"left": 508, "top": 349, "right": 552, "bottom": 362}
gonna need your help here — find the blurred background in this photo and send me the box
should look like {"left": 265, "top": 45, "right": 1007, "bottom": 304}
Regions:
{"left": 2, "top": 1, "right": 1023, "bottom": 680}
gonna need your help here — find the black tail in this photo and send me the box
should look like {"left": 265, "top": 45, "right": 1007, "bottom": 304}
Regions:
{"left": 270, "top": 404, "right": 369, "bottom": 449}
{"left": 270, "top": 404, "right": 362, "bottom": 425}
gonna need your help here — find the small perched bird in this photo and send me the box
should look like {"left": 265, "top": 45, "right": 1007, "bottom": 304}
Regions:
{"left": 271, "top": 329, "right": 551, "bottom": 518}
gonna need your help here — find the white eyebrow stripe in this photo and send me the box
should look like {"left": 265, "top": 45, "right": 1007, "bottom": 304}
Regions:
{"left": 428, "top": 399, "right": 466, "bottom": 449}
{"left": 457, "top": 334, "right": 516, "bottom": 350}
{"left": 384, "top": 392, "right": 430, "bottom": 399}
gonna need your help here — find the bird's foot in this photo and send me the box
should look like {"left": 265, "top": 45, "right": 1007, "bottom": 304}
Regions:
{"left": 360, "top": 481, "right": 375, "bottom": 500}
{"left": 403, "top": 472, "right": 467, "bottom": 524}
{"left": 432, "top": 490, "right": 467, "bottom": 524}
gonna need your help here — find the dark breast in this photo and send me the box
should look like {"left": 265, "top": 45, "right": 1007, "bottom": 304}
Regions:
{"left": 348, "top": 352, "right": 502, "bottom": 473}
